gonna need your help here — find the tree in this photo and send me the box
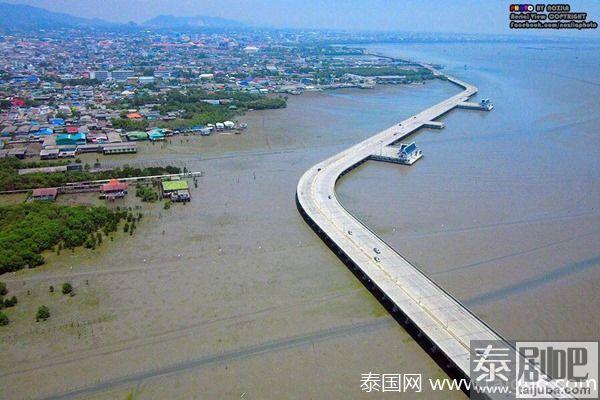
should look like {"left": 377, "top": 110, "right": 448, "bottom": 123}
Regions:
{"left": 49, "top": 285, "right": 54, "bottom": 293}
{"left": 36, "top": 305, "right": 50, "bottom": 321}
{"left": 0, "top": 282, "right": 6, "bottom": 296}
{"left": 62, "top": 283, "right": 73, "bottom": 295}
{"left": 84, "top": 235, "right": 96, "bottom": 249}
{"left": 0, "top": 311, "right": 8, "bottom": 326}
{"left": 4, "top": 296, "right": 17, "bottom": 307}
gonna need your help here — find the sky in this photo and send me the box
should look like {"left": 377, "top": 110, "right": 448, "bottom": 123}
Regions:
{"left": 4, "top": 0, "right": 600, "bottom": 34}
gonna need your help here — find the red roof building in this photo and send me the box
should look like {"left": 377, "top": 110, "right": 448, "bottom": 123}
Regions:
{"left": 100, "top": 179, "right": 128, "bottom": 193}
{"left": 31, "top": 188, "right": 58, "bottom": 201}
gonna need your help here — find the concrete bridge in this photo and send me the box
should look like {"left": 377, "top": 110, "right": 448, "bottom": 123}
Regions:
{"left": 296, "top": 72, "right": 575, "bottom": 398}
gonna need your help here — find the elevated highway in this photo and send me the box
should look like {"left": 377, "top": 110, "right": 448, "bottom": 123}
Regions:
{"left": 296, "top": 73, "right": 501, "bottom": 379}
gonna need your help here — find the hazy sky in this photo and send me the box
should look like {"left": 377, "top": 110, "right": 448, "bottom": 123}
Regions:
{"left": 4, "top": 0, "right": 600, "bottom": 33}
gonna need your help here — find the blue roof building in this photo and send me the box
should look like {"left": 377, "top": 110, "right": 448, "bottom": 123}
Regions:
{"left": 56, "top": 132, "right": 86, "bottom": 146}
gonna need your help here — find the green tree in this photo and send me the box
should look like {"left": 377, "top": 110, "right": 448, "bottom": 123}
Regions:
{"left": 0, "top": 311, "right": 8, "bottom": 326}
{"left": 4, "top": 296, "right": 17, "bottom": 307}
{"left": 62, "top": 283, "right": 73, "bottom": 295}
{"left": 36, "top": 305, "right": 50, "bottom": 321}
{"left": 0, "top": 282, "right": 6, "bottom": 296}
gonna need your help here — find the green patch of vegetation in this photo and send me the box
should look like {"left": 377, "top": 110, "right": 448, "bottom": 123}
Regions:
{"left": 0, "top": 311, "right": 8, "bottom": 326}
{"left": 116, "top": 88, "right": 286, "bottom": 130}
{"left": 163, "top": 200, "right": 171, "bottom": 210}
{"left": 0, "top": 202, "right": 127, "bottom": 274}
{"left": 0, "top": 159, "right": 180, "bottom": 191}
{"left": 4, "top": 295, "right": 17, "bottom": 307}
{"left": 245, "top": 97, "right": 286, "bottom": 110}
{"left": 61, "top": 283, "right": 73, "bottom": 295}
{"left": 135, "top": 185, "right": 158, "bottom": 202}
{"left": 36, "top": 305, "right": 50, "bottom": 322}
{"left": 110, "top": 118, "right": 149, "bottom": 132}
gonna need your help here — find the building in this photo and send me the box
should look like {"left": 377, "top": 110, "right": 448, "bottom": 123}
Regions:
{"left": 154, "top": 70, "right": 171, "bottom": 79}
{"left": 40, "top": 148, "right": 59, "bottom": 159}
{"left": 398, "top": 142, "right": 423, "bottom": 165}
{"left": 147, "top": 128, "right": 165, "bottom": 142}
{"left": 31, "top": 188, "right": 58, "bottom": 201}
{"left": 100, "top": 179, "right": 128, "bottom": 199}
{"left": 56, "top": 133, "right": 86, "bottom": 146}
{"left": 7, "top": 148, "right": 27, "bottom": 159}
{"left": 111, "top": 70, "right": 135, "bottom": 82}
{"left": 102, "top": 143, "right": 137, "bottom": 155}
{"left": 138, "top": 76, "right": 155, "bottom": 85}
{"left": 92, "top": 70, "right": 110, "bottom": 81}
{"left": 161, "top": 179, "right": 191, "bottom": 202}
{"left": 126, "top": 131, "right": 148, "bottom": 141}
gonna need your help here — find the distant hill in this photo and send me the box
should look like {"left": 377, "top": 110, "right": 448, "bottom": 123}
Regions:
{"left": 144, "top": 15, "right": 245, "bottom": 29}
{"left": 0, "top": 2, "right": 245, "bottom": 31}
{"left": 0, "top": 2, "right": 115, "bottom": 29}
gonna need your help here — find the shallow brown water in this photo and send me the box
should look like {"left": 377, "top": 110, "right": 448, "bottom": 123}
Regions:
{"left": 1, "top": 82, "right": 466, "bottom": 399}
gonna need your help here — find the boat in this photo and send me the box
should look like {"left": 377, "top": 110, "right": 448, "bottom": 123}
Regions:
{"left": 398, "top": 142, "right": 423, "bottom": 165}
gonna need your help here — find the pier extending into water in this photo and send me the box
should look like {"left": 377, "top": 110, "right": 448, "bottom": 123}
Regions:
{"left": 296, "top": 70, "right": 572, "bottom": 397}
{"left": 297, "top": 72, "right": 493, "bottom": 381}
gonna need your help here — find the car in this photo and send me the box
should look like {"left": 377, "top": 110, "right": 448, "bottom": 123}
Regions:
{"left": 374, "top": 257, "right": 380, "bottom": 263}
{"left": 373, "top": 248, "right": 380, "bottom": 254}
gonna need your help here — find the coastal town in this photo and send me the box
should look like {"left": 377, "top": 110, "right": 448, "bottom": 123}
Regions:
{"left": 0, "top": 27, "right": 443, "bottom": 329}
{"left": 0, "top": 29, "right": 440, "bottom": 163}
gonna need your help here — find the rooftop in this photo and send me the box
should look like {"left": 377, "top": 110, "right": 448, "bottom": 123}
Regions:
{"left": 162, "top": 180, "right": 189, "bottom": 192}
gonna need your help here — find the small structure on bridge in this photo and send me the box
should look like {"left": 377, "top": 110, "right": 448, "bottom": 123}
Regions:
{"left": 369, "top": 142, "right": 423, "bottom": 166}
{"left": 398, "top": 142, "right": 423, "bottom": 165}
{"left": 457, "top": 98, "right": 494, "bottom": 111}
{"left": 423, "top": 121, "right": 445, "bottom": 129}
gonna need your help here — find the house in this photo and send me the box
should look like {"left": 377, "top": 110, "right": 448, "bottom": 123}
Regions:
{"left": 40, "top": 148, "right": 59, "bottom": 160}
{"left": 7, "top": 148, "right": 27, "bottom": 159}
{"left": 397, "top": 142, "right": 423, "bottom": 165}
{"left": 147, "top": 129, "right": 165, "bottom": 142}
{"left": 32, "top": 188, "right": 58, "bottom": 201}
{"left": 102, "top": 142, "right": 137, "bottom": 155}
{"left": 56, "top": 133, "right": 86, "bottom": 146}
{"left": 100, "top": 179, "right": 128, "bottom": 199}
{"left": 126, "top": 131, "right": 148, "bottom": 141}
{"left": 161, "top": 179, "right": 191, "bottom": 202}
{"left": 126, "top": 112, "right": 143, "bottom": 120}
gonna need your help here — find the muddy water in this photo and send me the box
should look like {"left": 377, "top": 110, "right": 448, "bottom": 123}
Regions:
{"left": 1, "top": 82, "right": 467, "bottom": 399}
{"left": 338, "top": 42, "right": 600, "bottom": 342}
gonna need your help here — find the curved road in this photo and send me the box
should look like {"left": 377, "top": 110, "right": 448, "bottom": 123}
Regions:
{"left": 296, "top": 71, "right": 501, "bottom": 378}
